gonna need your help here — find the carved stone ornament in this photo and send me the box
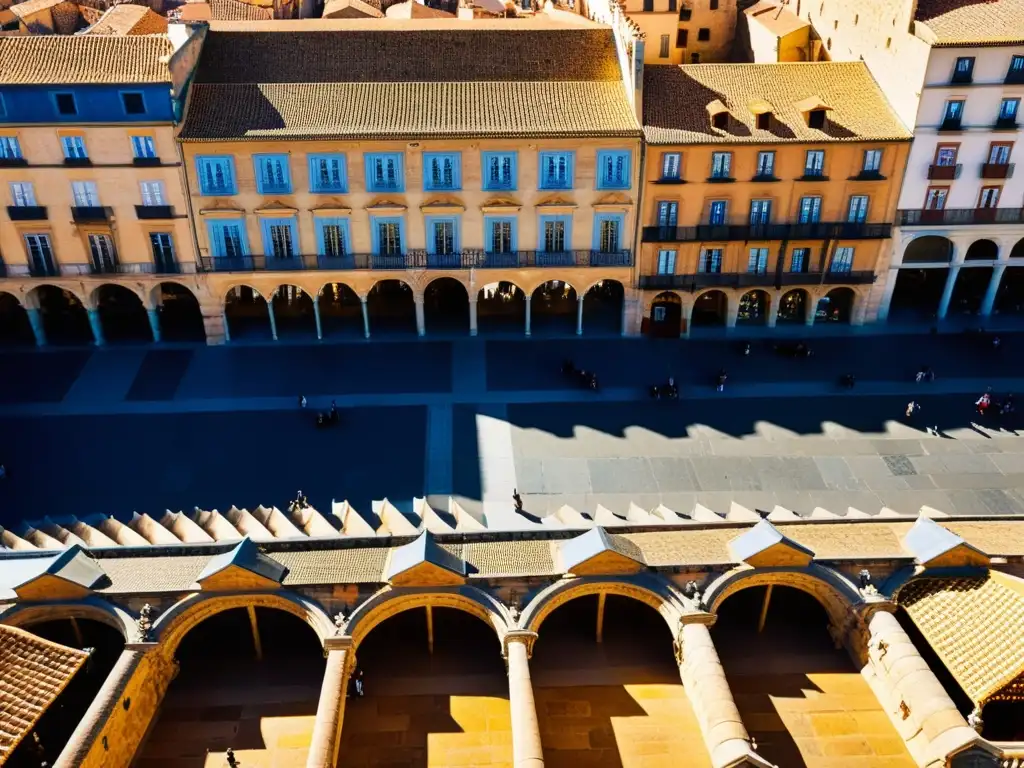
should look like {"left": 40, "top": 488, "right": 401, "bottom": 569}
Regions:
{"left": 506, "top": 603, "right": 521, "bottom": 625}
{"left": 672, "top": 617, "right": 684, "bottom": 666}
{"left": 333, "top": 607, "right": 350, "bottom": 635}
{"left": 136, "top": 603, "right": 157, "bottom": 642}
{"left": 967, "top": 704, "right": 984, "bottom": 733}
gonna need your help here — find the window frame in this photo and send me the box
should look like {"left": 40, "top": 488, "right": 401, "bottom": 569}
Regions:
{"left": 697, "top": 27, "right": 710, "bottom": 41}
{"left": 315, "top": 217, "right": 352, "bottom": 258}
{"left": 422, "top": 152, "right": 462, "bottom": 192}
{"left": 657, "top": 200, "right": 679, "bottom": 228}
{"left": 978, "top": 186, "right": 1001, "bottom": 208}
{"left": 119, "top": 91, "right": 146, "bottom": 116}
{"left": 862, "top": 149, "right": 882, "bottom": 172}
{"left": 195, "top": 155, "right": 238, "bottom": 196}
{"left": 943, "top": 99, "right": 965, "bottom": 124}
{"left": 847, "top": 194, "right": 869, "bottom": 223}
{"left": 261, "top": 216, "right": 300, "bottom": 259}
{"left": 61, "top": 135, "right": 88, "bottom": 160}
{"left": 139, "top": 180, "right": 166, "bottom": 206}
{"left": 71, "top": 180, "right": 100, "bottom": 207}
{"left": 756, "top": 150, "right": 775, "bottom": 177}
{"left": 370, "top": 215, "right": 406, "bottom": 256}
{"left": 747, "top": 246, "right": 769, "bottom": 274}
{"left": 425, "top": 214, "right": 461, "bottom": 255}
{"left": 24, "top": 233, "right": 55, "bottom": 270}
{"left": 656, "top": 249, "right": 677, "bottom": 275}
{"left": 484, "top": 215, "right": 518, "bottom": 254}
{"left": 804, "top": 149, "right": 826, "bottom": 175}
{"left": 365, "top": 152, "right": 405, "bottom": 193}
{"left": 0, "top": 135, "right": 22, "bottom": 160}
{"left": 538, "top": 151, "right": 574, "bottom": 190}
{"left": 710, "top": 151, "right": 732, "bottom": 178}
{"left": 798, "top": 195, "right": 822, "bottom": 223}
{"left": 149, "top": 232, "right": 176, "bottom": 266}
{"left": 253, "top": 154, "right": 292, "bottom": 195}
{"left": 831, "top": 246, "right": 854, "bottom": 273}
{"left": 789, "top": 246, "right": 811, "bottom": 273}
{"left": 999, "top": 98, "right": 1020, "bottom": 121}
{"left": 9, "top": 181, "right": 35, "bottom": 206}
{"left": 707, "top": 199, "right": 728, "bottom": 225}
{"left": 749, "top": 199, "right": 772, "bottom": 224}
{"left": 52, "top": 91, "right": 77, "bottom": 117}
{"left": 206, "top": 218, "right": 249, "bottom": 260}
{"left": 481, "top": 151, "right": 517, "bottom": 191}
{"left": 308, "top": 153, "right": 348, "bottom": 194}
{"left": 593, "top": 211, "right": 625, "bottom": 252}
{"left": 661, "top": 152, "right": 681, "bottom": 180}
{"left": 659, "top": 34, "right": 670, "bottom": 58}
{"left": 596, "top": 149, "right": 632, "bottom": 190}
{"left": 988, "top": 142, "right": 1013, "bottom": 165}
{"left": 924, "top": 186, "right": 949, "bottom": 210}
{"left": 130, "top": 135, "right": 157, "bottom": 159}
{"left": 698, "top": 247, "right": 723, "bottom": 273}
{"left": 538, "top": 213, "right": 572, "bottom": 252}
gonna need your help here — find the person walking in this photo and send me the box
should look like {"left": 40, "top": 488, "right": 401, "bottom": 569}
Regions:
{"left": 354, "top": 669, "right": 365, "bottom": 697}
{"left": 905, "top": 401, "right": 919, "bottom": 419}
{"left": 716, "top": 369, "right": 727, "bottom": 392}
{"left": 298, "top": 394, "right": 307, "bottom": 409}
{"left": 915, "top": 368, "right": 925, "bottom": 383}
{"left": 976, "top": 392, "right": 991, "bottom": 416}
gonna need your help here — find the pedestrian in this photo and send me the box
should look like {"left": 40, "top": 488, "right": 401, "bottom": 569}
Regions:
{"left": 354, "top": 669, "right": 364, "bottom": 697}
{"left": 716, "top": 369, "right": 727, "bottom": 392}
{"left": 299, "top": 394, "right": 307, "bottom": 409}
{"left": 905, "top": 401, "right": 919, "bottom": 419}
{"left": 976, "top": 393, "right": 991, "bottom": 415}
{"left": 226, "top": 748, "right": 240, "bottom": 768}
{"left": 915, "top": 370, "right": 924, "bottom": 383}
{"left": 512, "top": 489, "right": 523, "bottom": 513}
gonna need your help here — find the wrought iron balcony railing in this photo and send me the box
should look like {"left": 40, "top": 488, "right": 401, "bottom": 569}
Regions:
{"left": 7, "top": 205, "right": 48, "bottom": 221}
{"left": 641, "top": 222, "right": 891, "bottom": 243}
{"left": 898, "top": 208, "right": 1024, "bottom": 226}
{"left": 638, "top": 270, "right": 877, "bottom": 290}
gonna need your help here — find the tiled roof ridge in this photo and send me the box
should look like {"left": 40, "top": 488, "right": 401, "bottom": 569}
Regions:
{"left": 0, "top": 33, "right": 173, "bottom": 85}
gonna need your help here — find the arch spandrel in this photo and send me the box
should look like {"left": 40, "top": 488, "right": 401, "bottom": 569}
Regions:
{"left": 0, "top": 597, "right": 136, "bottom": 642}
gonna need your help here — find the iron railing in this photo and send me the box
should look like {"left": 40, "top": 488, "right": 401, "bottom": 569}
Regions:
{"left": 898, "top": 208, "right": 1024, "bottom": 226}
{"left": 981, "top": 162, "right": 1014, "bottom": 179}
{"left": 7, "top": 205, "right": 48, "bottom": 221}
{"left": 927, "top": 163, "right": 961, "bottom": 180}
{"left": 135, "top": 205, "right": 175, "bottom": 219}
{"left": 638, "top": 270, "right": 876, "bottom": 290}
{"left": 71, "top": 206, "right": 110, "bottom": 223}
{"left": 642, "top": 222, "right": 891, "bottom": 242}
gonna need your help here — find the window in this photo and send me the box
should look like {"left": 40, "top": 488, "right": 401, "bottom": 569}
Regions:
{"left": 597, "top": 150, "right": 631, "bottom": 189}
{"left": 660, "top": 34, "right": 670, "bottom": 58}
{"left": 88, "top": 234, "right": 116, "bottom": 270}
{"left": 710, "top": 151, "right": 731, "bottom": 178}
{"left": 790, "top": 247, "right": 810, "bottom": 272}
{"left": 0, "top": 136, "right": 22, "bottom": 160}
{"left": 424, "top": 152, "right": 461, "bottom": 191}
{"left": 541, "top": 216, "right": 570, "bottom": 252}
{"left": 942, "top": 100, "right": 964, "bottom": 125}
{"left": 749, "top": 199, "right": 771, "bottom": 224}
{"left": 482, "top": 152, "right": 516, "bottom": 191}
{"left": 712, "top": 112, "right": 729, "bottom": 130}
{"left": 254, "top": 154, "right": 291, "bottom": 194}
{"left": 698, "top": 248, "right": 722, "bottom": 273}
{"left": 140, "top": 181, "right": 166, "bottom": 206}
{"left": 756, "top": 151, "right": 775, "bottom": 177}
{"left": 657, "top": 249, "right": 676, "bottom": 275}
{"left": 691, "top": 52, "right": 701, "bottom": 63}
{"left": 831, "top": 246, "right": 853, "bottom": 273}
{"left": 427, "top": 217, "right": 459, "bottom": 255}
{"left": 54, "top": 92, "right": 77, "bottom": 116}
{"left": 935, "top": 145, "right": 958, "bottom": 166}
{"left": 131, "top": 135, "right": 156, "bottom": 159}
{"left": 798, "top": 195, "right": 821, "bottom": 223}
{"left": 1009, "top": 55, "right": 1024, "bottom": 80}
{"left": 657, "top": 200, "right": 678, "bottom": 228}
{"left": 308, "top": 154, "right": 347, "bottom": 193}
{"left": 748, "top": 247, "right": 769, "bottom": 274}
{"left": 676, "top": 29, "right": 688, "bottom": 47}
{"left": 709, "top": 0, "right": 718, "bottom": 7}
{"left": 373, "top": 218, "right": 404, "bottom": 256}
{"left": 25, "top": 234, "right": 55, "bottom": 273}
{"left": 486, "top": 217, "right": 517, "bottom": 253}
{"left": 679, "top": 5, "right": 690, "bottom": 19}
{"left": 979, "top": 187, "right": 1000, "bottom": 208}
{"left": 61, "top": 136, "right": 87, "bottom": 160}
{"left": 989, "top": 143, "right": 1012, "bottom": 164}
{"left": 848, "top": 195, "right": 869, "bottom": 222}
{"left": 862, "top": 149, "right": 882, "bottom": 172}
{"left": 925, "top": 187, "right": 948, "bottom": 210}
{"left": 804, "top": 149, "right": 825, "bottom": 176}
{"left": 0, "top": 94, "right": 5, "bottom": 118}
{"left": 149, "top": 233, "right": 175, "bottom": 269}
{"left": 708, "top": 199, "right": 727, "bottom": 225}
{"left": 9, "top": 182, "right": 34, "bottom": 206}
{"left": 539, "top": 151, "right": 573, "bottom": 189}
{"left": 952, "top": 56, "right": 974, "bottom": 82}
{"left": 697, "top": 27, "right": 710, "bottom": 40}
{"left": 120, "top": 92, "right": 145, "bottom": 115}
{"left": 196, "top": 156, "right": 236, "bottom": 196}
{"left": 668, "top": 0, "right": 676, "bottom": 10}
{"left": 71, "top": 181, "right": 99, "bottom": 207}
{"left": 595, "top": 214, "right": 623, "bottom": 252}
{"left": 643, "top": 0, "right": 652, "bottom": 9}
{"left": 316, "top": 218, "right": 350, "bottom": 258}
{"left": 756, "top": 112, "right": 771, "bottom": 130}
{"left": 661, "top": 152, "right": 681, "bottom": 180}
{"left": 262, "top": 218, "right": 298, "bottom": 259}
{"left": 999, "top": 98, "right": 1020, "bottom": 123}
{"left": 365, "top": 153, "right": 404, "bottom": 192}
{"left": 207, "top": 220, "right": 247, "bottom": 259}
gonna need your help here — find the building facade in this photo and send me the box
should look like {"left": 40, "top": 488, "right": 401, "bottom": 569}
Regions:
{"left": 611, "top": 0, "right": 736, "bottom": 64}
{"left": 638, "top": 62, "right": 911, "bottom": 336}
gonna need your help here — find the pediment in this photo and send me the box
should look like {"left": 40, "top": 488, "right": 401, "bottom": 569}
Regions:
{"left": 12, "top": 545, "right": 107, "bottom": 602}
{"left": 389, "top": 560, "right": 467, "bottom": 587}
{"left": 729, "top": 520, "right": 814, "bottom": 568}
{"left": 535, "top": 194, "right": 577, "bottom": 209}
{"left": 385, "top": 531, "right": 466, "bottom": 586}
{"left": 198, "top": 201, "right": 246, "bottom": 215}
{"left": 366, "top": 197, "right": 407, "bottom": 211}
{"left": 196, "top": 537, "right": 287, "bottom": 591}
{"left": 15, "top": 572, "right": 94, "bottom": 602}
{"left": 903, "top": 515, "right": 989, "bottom": 568}
{"left": 254, "top": 201, "right": 298, "bottom": 215}
{"left": 559, "top": 527, "right": 645, "bottom": 575}
{"left": 593, "top": 192, "right": 633, "bottom": 207}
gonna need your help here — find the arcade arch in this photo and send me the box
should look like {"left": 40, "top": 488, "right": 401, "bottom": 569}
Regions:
{"left": 581, "top": 279, "right": 625, "bottom": 334}
{"left": 366, "top": 279, "right": 416, "bottom": 335}
{"left": 737, "top": 289, "right": 770, "bottom": 324}
{"left": 28, "top": 285, "right": 92, "bottom": 345}
{"left": 691, "top": 289, "right": 728, "bottom": 326}
{"left": 646, "top": 291, "right": 682, "bottom": 337}
{"left": 318, "top": 281, "right": 364, "bottom": 338}
{"left": 423, "top": 276, "right": 469, "bottom": 334}
{"left": 530, "top": 280, "right": 577, "bottom": 334}
{"left": 94, "top": 284, "right": 150, "bottom": 342}
{"left": 153, "top": 282, "right": 205, "bottom": 342}
{"left": 224, "top": 285, "right": 271, "bottom": 340}
{"left": 0, "top": 291, "right": 33, "bottom": 345}
{"left": 476, "top": 281, "right": 526, "bottom": 334}
{"left": 778, "top": 288, "right": 808, "bottom": 323}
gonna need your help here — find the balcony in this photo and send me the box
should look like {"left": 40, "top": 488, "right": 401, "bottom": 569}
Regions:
{"left": 981, "top": 162, "right": 1014, "bottom": 179}
{"left": 796, "top": 171, "right": 829, "bottom": 182}
{"left": 994, "top": 116, "right": 1019, "bottom": 131}
{"left": 28, "top": 262, "right": 60, "bottom": 278}
{"left": 638, "top": 270, "right": 876, "bottom": 290}
{"left": 7, "top": 205, "right": 48, "bottom": 221}
{"left": 135, "top": 205, "right": 174, "bottom": 219}
{"left": 938, "top": 118, "right": 963, "bottom": 132}
{"left": 641, "top": 222, "right": 892, "bottom": 242}
{"left": 898, "top": 207, "right": 1024, "bottom": 225}
{"left": 927, "top": 163, "right": 961, "bottom": 180}
{"left": 0, "top": 157, "right": 28, "bottom": 168}
{"left": 653, "top": 176, "right": 686, "bottom": 185}
{"left": 850, "top": 170, "right": 886, "bottom": 181}
{"left": 706, "top": 175, "right": 735, "bottom": 183}
{"left": 71, "top": 206, "right": 110, "bottom": 223}
{"left": 63, "top": 157, "right": 92, "bottom": 167}
{"left": 950, "top": 71, "right": 973, "bottom": 85}
{"left": 751, "top": 174, "right": 780, "bottom": 183}
{"left": 1007, "top": 69, "right": 1024, "bottom": 85}
{"left": 132, "top": 157, "right": 163, "bottom": 167}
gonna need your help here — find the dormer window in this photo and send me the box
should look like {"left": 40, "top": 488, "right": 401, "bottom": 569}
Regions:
{"left": 794, "top": 95, "right": 831, "bottom": 130}
{"left": 808, "top": 109, "right": 827, "bottom": 129}
{"left": 750, "top": 100, "right": 774, "bottom": 131}
{"left": 756, "top": 113, "right": 772, "bottom": 130}
{"left": 712, "top": 112, "right": 728, "bottom": 129}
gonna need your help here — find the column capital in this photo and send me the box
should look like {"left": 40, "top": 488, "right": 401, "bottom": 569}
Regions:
{"left": 503, "top": 630, "right": 538, "bottom": 658}
{"left": 324, "top": 635, "right": 354, "bottom": 652}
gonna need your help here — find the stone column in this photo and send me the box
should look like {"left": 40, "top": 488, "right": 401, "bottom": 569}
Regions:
{"left": 575, "top": 295, "right": 584, "bottom": 335}
{"left": 147, "top": 308, "right": 161, "bottom": 343}
{"left": 87, "top": 308, "right": 105, "bottom": 346}
{"left": 766, "top": 299, "right": 779, "bottom": 328}
{"left": 725, "top": 298, "right": 738, "bottom": 329}
{"left": 937, "top": 265, "right": 960, "bottom": 319}
{"left": 620, "top": 297, "right": 629, "bottom": 336}
{"left": 306, "top": 645, "right": 353, "bottom": 768}
{"left": 851, "top": 292, "right": 868, "bottom": 326}
{"left": 804, "top": 296, "right": 816, "bottom": 326}
{"left": 415, "top": 296, "right": 426, "bottom": 337}
{"left": 27, "top": 308, "right": 46, "bottom": 346}
{"left": 361, "top": 297, "right": 370, "bottom": 339}
{"left": 505, "top": 632, "right": 544, "bottom": 768}
{"left": 267, "top": 301, "right": 279, "bottom": 341}
{"left": 875, "top": 267, "right": 900, "bottom": 322}
{"left": 980, "top": 264, "right": 1006, "bottom": 317}
{"left": 313, "top": 295, "right": 323, "bottom": 340}
{"left": 681, "top": 303, "right": 692, "bottom": 338}
{"left": 469, "top": 297, "right": 478, "bottom": 336}
{"left": 222, "top": 311, "right": 232, "bottom": 343}
{"left": 524, "top": 295, "right": 532, "bottom": 337}
{"left": 677, "top": 619, "right": 770, "bottom": 768}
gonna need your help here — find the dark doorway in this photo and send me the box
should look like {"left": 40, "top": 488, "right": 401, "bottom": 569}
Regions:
{"left": 32, "top": 286, "right": 92, "bottom": 345}
{"left": 366, "top": 280, "right": 416, "bottom": 335}
{"left": 816, "top": 287, "right": 854, "bottom": 323}
{"left": 902, "top": 236, "right": 954, "bottom": 264}
{"left": 96, "top": 285, "right": 151, "bottom": 343}
{"left": 0, "top": 292, "right": 34, "bottom": 345}
{"left": 271, "top": 285, "right": 316, "bottom": 338}
{"left": 582, "top": 280, "right": 624, "bottom": 334}
{"left": 949, "top": 267, "right": 992, "bottom": 316}
{"left": 647, "top": 291, "right": 682, "bottom": 337}
{"left": 530, "top": 281, "right": 578, "bottom": 335}
{"left": 424, "top": 277, "right": 469, "bottom": 334}
{"left": 477, "top": 282, "right": 526, "bottom": 335}
{"left": 777, "top": 289, "right": 808, "bottom": 323}
{"left": 888, "top": 268, "right": 949, "bottom": 320}
{"left": 155, "top": 283, "right": 205, "bottom": 342}
{"left": 737, "top": 289, "right": 769, "bottom": 324}
{"left": 224, "top": 286, "right": 271, "bottom": 341}
{"left": 319, "top": 282, "right": 364, "bottom": 338}
{"left": 691, "top": 290, "right": 728, "bottom": 326}
{"left": 995, "top": 266, "right": 1024, "bottom": 314}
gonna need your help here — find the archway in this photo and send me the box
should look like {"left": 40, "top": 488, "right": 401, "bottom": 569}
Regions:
{"left": 137, "top": 607, "right": 325, "bottom": 765}
{"left": 424, "top": 277, "right": 469, "bottom": 334}
{"left": 995, "top": 266, "right": 1024, "bottom": 314}
{"left": 949, "top": 267, "right": 993, "bottom": 316}
{"left": 888, "top": 268, "right": 949, "bottom": 319}
{"left": 582, "top": 280, "right": 624, "bottom": 334}
{"left": 476, "top": 282, "right": 526, "bottom": 334}
{"left": 964, "top": 239, "right": 998, "bottom": 261}
{"left": 737, "top": 289, "right": 769, "bottom": 324}
{"left": 4, "top": 618, "right": 125, "bottom": 768}
{"left": 691, "top": 289, "right": 728, "bottom": 326}
{"left": 154, "top": 283, "right": 205, "bottom": 342}
{"left": 646, "top": 291, "right": 682, "bottom": 337}
{"left": 530, "top": 280, "right": 578, "bottom": 335}
{"left": 712, "top": 585, "right": 913, "bottom": 766}
{"left": 366, "top": 279, "right": 416, "bottom": 335}
{"left": 530, "top": 594, "right": 711, "bottom": 766}
{"left": 95, "top": 285, "right": 150, "bottom": 343}
{"left": 816, "top": 287, "right": 854, "bottom": 323}
{"left": 0, "top": 292, "right": 33, "bottom": 345}
{"left": 902, "top": 236, "right": 954, "bottom": 264}
{"left": 339, "top": 606, "right": 511, "bottom": 766}
{"left": 777, "top": 289, "right": 808, "bottom": 323}
{"left": 271, "top": 284, "right": 316, "bottom": 338}
{"left": 31, "top": 285, "right": 91, "bottom": 345}
{"left": 224, "top": 286, "right": 271, "bottom": 341}
{"left": 318, "top": 282, "right": 363, "bottom": 338}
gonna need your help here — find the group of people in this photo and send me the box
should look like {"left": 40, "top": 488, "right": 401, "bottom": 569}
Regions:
{"left": 976, "top": 391, "right": 1015, "bottom": 417}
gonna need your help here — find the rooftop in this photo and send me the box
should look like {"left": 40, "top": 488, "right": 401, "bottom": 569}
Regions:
{"left": 385, "top": 0, "right": 455, "bottom": 18}
{"left": 0, "top": 34, "right": 172, "bottom": 85}
{"left": 743, "top": 0, "right": 808, "bottom": 38}
{"left": 9, "top": 0, "right": 63, "bottom": 20}
{"left": 642, "top": 62, "right": 911, "bottom": 145}
{"left": 86, "top": 4, "right": 168, "bottom": 35}
{"left": 325, "top": 0, "right": 384, "bottom": 17}
{"left": 914, "top": 0, "right": 1024, "bottom": 46}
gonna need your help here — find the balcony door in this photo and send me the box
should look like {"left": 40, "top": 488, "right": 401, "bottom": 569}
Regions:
{"left": 88, "top": 233, "right": 117, "bottom": 272}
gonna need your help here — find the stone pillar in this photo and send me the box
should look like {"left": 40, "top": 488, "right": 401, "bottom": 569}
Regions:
{"left": 575, "top": 295, "right": 584, "bottom": 335}
{"left": 306, "top": 645, "right": 353, "bottom": 768}
{"left": 766, "top": 299, "right": 779, "bottom": 328}
{"left": 27, "top": 308, "right": 46, "bottom": 346}
{"left": 851, "top": 292, "right": 868, "bottom": 326}
{"left": 313, "top": 295, "right": 323, "bottom": 340}
{"left": 876, "top": 267, "right": 900, "bottom": 322}
{"left": 147, "top": 308, "right": 161, "bottom": 343}
{"left": 268, "top": 301, "right": 279, "bottom": 341}
{"left": 505, "top": 632, "right": 544, "bottom": 768}
{"left": 725, "top": 298, "right": 738, "bottom": 329}
{"left": 525, "top": 295, "right": 532, "bottom": 337}
{"left": 222, "top": 312, "right": 231, "bottom": 343}
{"left": 361, "top": 297, "right": 370, "bottom": 339}
{"left": 681, "top": 303, "right": 692, "bottom": 338}
{"left": 980, "top": 264, "right": 1006, "bottom": 317}
{"left": 937, "top": 265, "right": 960, "bottom": 319}
{"left": 620, "top": 298, "right": 629, "bottom": 336}
{"left": 415, "top": 295, "right": 426, "bottom": 337}
{"left": 804, "top": 296, "right": 816, "bottom": 326}
{"left": 87, "top": 308, "right": 105, "bottom": 346}
{"left": 469, "top": 297, "right": 478, "bottom": 336}
{"left": 677, "top": 620, "right": 770, "bottom": 768}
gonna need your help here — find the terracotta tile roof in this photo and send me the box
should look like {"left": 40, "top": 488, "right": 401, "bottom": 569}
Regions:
{"left": 324, "top": 0, "right": 384, "bottom": 18}
{"left": 180, "top": 26, "right": 639, "bottom": 140}
{"left": 208, "top": 0, "right": 271, "bottom": 20}
{"left": 0, "top": 34, "right": 172, "bottom": 84}
{"left": 898, "top": 573, "right": 1024, "bottom": 704}
{"left": 914, "top": 0, "right": 1024, "bottom": 46}
{"left": 9, "top": 0, "right": 64, "bottom": 20}
{"left": 744, "top": 0, "right": 808, "bottom": 37}
{"left": 385, "top": 0, "right": 455, "bottom": 18}
{"left": 0, "top": 624, "right": 89, "bottom": 760}
{"left": 87, "top": 4, "right": 168, "bottom": 34}
{"left": 642, "top": 62, "right": 911, "bottom": 145}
